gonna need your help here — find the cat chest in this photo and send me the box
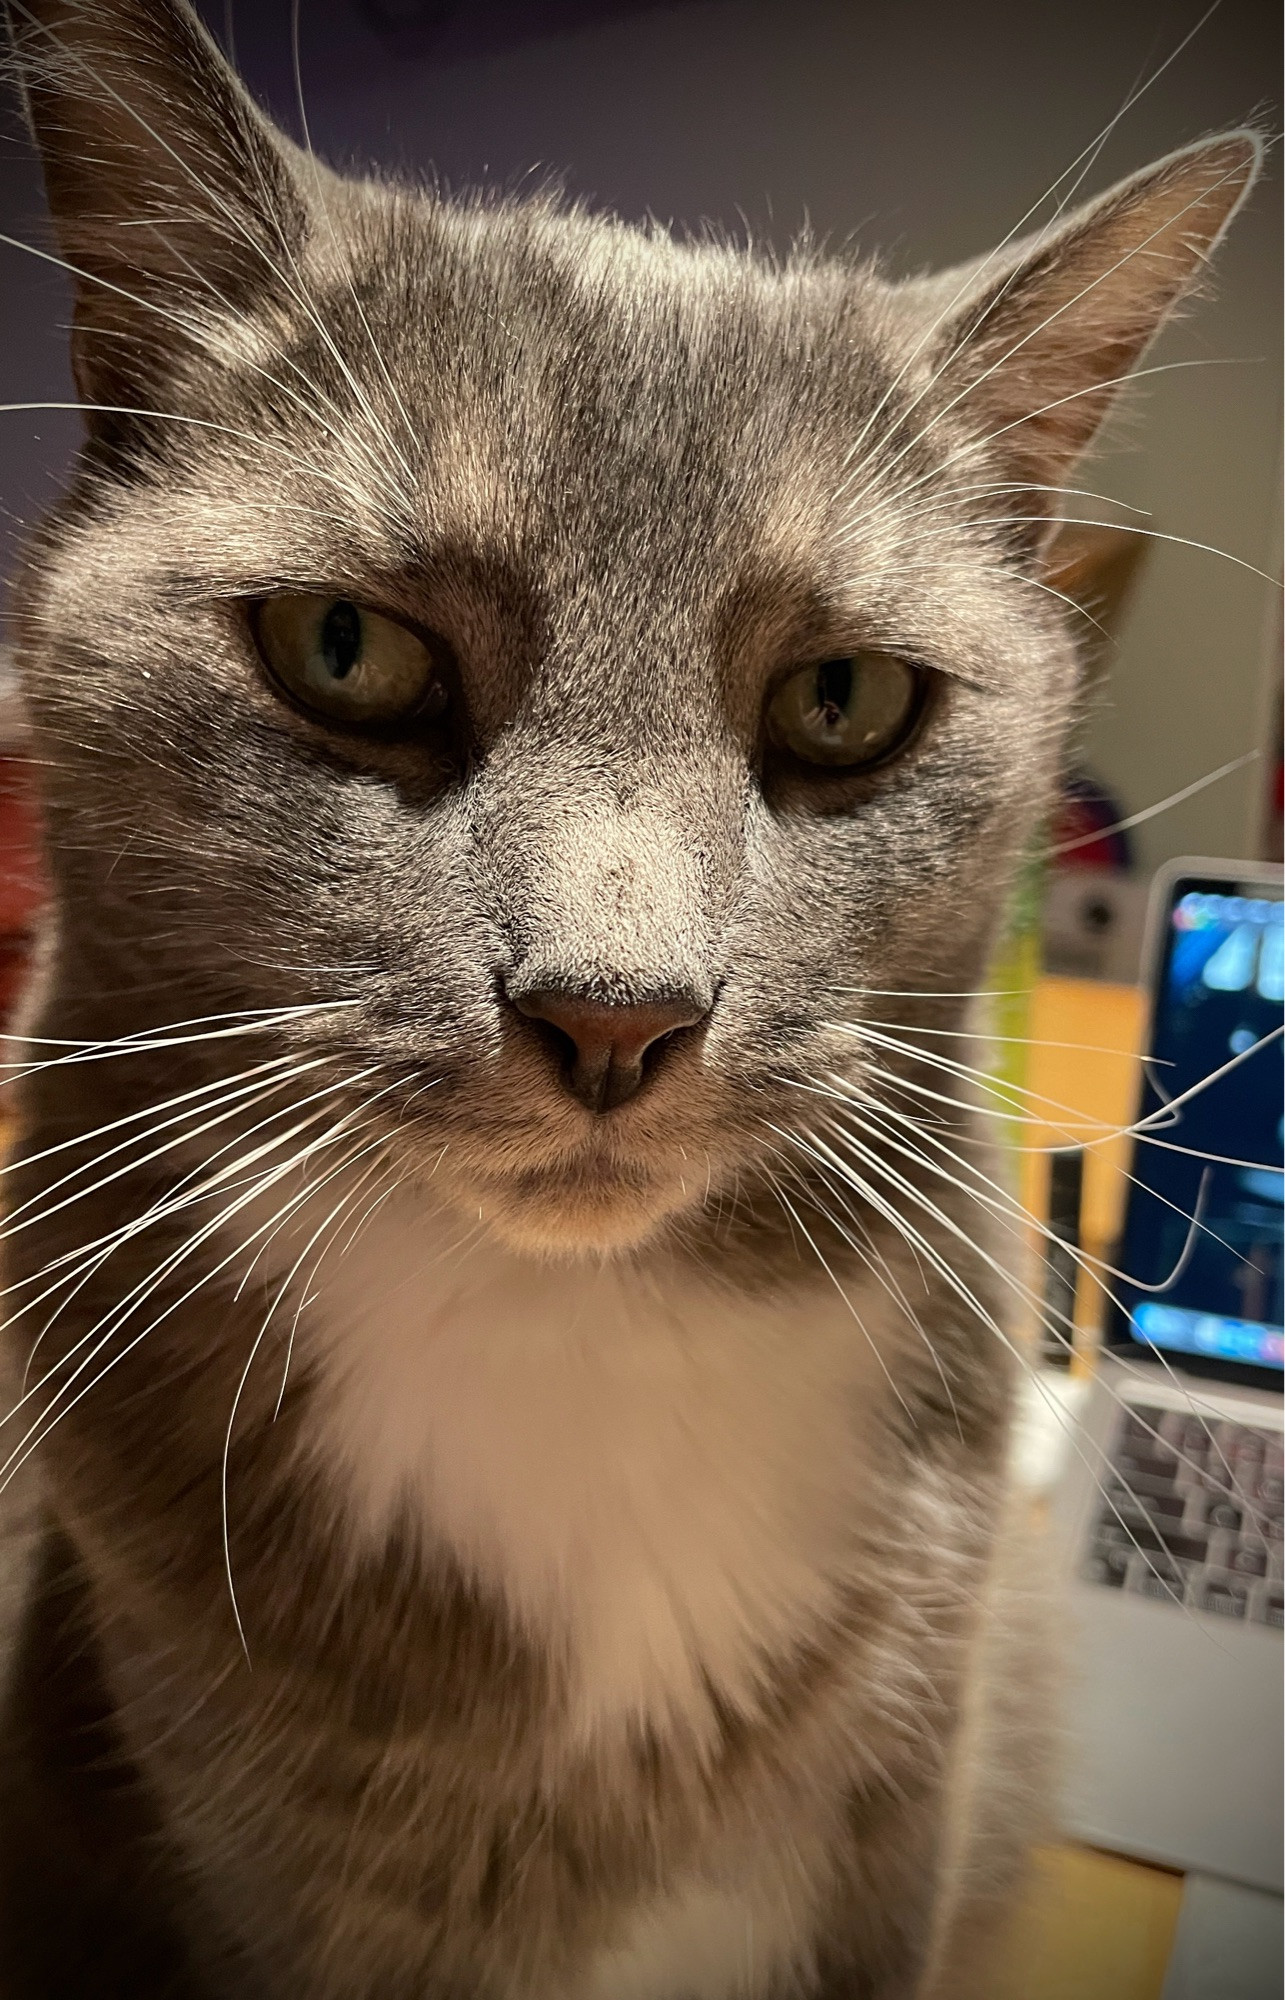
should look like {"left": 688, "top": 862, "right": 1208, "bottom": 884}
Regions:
{"left": 292, "top": 1205, "right": 887, "bottom": 1747}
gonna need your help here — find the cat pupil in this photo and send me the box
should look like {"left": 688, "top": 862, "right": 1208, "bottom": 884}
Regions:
{"left": 320, "top": 600, "right": 362, "bottom": 681}
{"left": 816, "top": 657, "right": 853, "bottom": 727}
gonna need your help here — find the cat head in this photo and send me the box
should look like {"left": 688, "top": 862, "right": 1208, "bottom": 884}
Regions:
{"left": 5, "top": 0, "right": 1259, "bottom": 1257}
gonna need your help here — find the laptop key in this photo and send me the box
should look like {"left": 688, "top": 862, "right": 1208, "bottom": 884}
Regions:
{"left": 1127, "top": 1555, "right": 1185, "bottom": 1603}
{"left": 1205, "top": 1529, "right": 1242, "bottom": 1571}
{"left": 1086, "top": 1540, "right": 1132, "bottom": 1585}
{"left": 1252, "top": 1586, "right": 1284, "bottom": 1628}
{"left": 1110, "top": 1516, "right": 1209, "bottom": 1564}
{"left": 1176, "top": 1415, "right": 1218, "bottom": 1456}
{"left": 1201, "top": 1496, "right": 1243, "bottom": 1532}
{"left": 1228, "top": 1544, "right": 1269, "bottom": 1579}
{"left": 1108, "top": 1479, "right": 1185, "bottom": 1516}
{"left": 1196, "top": 1574, "right": 1250, "bottom": 1619}
{"left": 1114, "top": 1453, "right": 1180, "bottom": 1489}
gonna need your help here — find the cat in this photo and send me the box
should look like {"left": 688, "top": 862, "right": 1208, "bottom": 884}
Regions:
{"left": 0, "top": 1, "right": 1261, "bottom": 1994}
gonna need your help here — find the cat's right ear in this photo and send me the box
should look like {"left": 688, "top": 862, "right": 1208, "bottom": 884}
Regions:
{"left": 893, "top": 133, "right": 1261, "bottom": 511}
{"left": 4, "top": 0, "right": 306, "bottom": 407}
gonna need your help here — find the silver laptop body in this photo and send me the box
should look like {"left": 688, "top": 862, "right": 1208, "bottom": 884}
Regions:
{"left": 1052, "top": 858, "right": 1283, "bottom": 1897}
{"left": 1055, "top": 1358, "right": 1282, "bottom": 1891}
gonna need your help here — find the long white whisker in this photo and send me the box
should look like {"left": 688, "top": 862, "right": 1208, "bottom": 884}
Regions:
{"left": 764, "top": 1138, "right": 964, "bottom": 1436}
{"left": 809, "top": 1093, "right": 1249, "bottom": 1518}
{"left": 2, "top": 1060, "right": 395, "bottom": 1418}
{"left": 6, "top": 2, "right": 416, "bottom": 516}
{"left": 221, "top": 1131, "right": 391, "bottom": 1661}
{"left": 831, "top": 0, "right": 1225, "bottom": 493}
{"left": 842, "top": 156, "right": 1258, "bottom": 521}
{"left": 770, "top": 1116, "right": 1246, "bottom": 1606}
{"left": 1043, "top": 752, "right": 1260, "bottom": 857}
{"left": 1, "top": 1058, "right": 323, "bottom": 1243}
{"left": 768, "top": 1181, "right": 917, "bottom": 1425}
{"left": 0, "top": 1099, "right": 381, "bottom": 1493}
{"left": 0, "top": 1061, "right": 332, "bottom": 1252}
{"left": 1, "top": 999, "right": 359, "bottom": 1073}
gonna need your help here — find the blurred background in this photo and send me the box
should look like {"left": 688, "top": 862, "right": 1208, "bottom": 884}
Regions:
{"left": 1, "top": 0, "right": 1281, "bottom": 1002}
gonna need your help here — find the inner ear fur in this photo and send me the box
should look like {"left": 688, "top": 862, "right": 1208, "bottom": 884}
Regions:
{"left": 5, "top": 0, "right": 307, "bottom": 406}
{"left": 903, "top": 132, "right": 1262, "bottom": 500}
{"left": 1041, "top": 520, "right": 1149, "bottom": 687}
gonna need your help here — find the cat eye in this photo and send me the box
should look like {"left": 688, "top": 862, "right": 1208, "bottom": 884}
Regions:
{"left": 254, "top": 594, "right": 448, "bottom": 728}
{"left": 765, "top": 652, "right": 924, "bottom": 770}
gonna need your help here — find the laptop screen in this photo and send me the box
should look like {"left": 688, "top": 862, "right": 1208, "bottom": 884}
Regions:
{"left": 1109, "top": 867, "right": 1284, "bottom": 1388}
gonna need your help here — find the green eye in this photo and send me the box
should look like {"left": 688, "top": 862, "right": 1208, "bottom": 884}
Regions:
{"left": 765, "top": 652, "right": 923, "bottom": 769}
{"left": 255, "top": 594, "right": 447, "bottom": 727}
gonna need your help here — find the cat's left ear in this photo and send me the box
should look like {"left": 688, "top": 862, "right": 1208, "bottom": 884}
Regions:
{"left": 4, "top": 0, "right": 307, "bottom": 406}
{"left": 899, "top": 133, "right": 1262, "bottom": 505}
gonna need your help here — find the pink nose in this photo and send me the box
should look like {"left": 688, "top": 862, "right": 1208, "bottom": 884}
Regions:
{"left": 510, "top": 988, "right": 708, "bottom": 1112}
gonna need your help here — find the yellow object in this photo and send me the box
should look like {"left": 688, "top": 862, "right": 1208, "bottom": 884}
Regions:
{"left": 994, "top": 1844, "right": 1184, "bottom": 2000}
{"left": 1017, "top": 977, "right": 1148, "bottom": 1354}
{"left": 996, "top": 979, "right": 1184, "bottom": 1999}
{"left": 987, "top": 850, "right": 1048, "bottom": 1137}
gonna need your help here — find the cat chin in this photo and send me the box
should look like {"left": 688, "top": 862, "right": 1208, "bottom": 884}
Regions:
{"left": 464, "top": 1174, "right": 690, "bottom": 1261}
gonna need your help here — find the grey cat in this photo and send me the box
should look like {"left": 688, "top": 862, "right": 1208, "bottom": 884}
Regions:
{"left": 0, "top": 1, "right": 1260, "bottom": 1994}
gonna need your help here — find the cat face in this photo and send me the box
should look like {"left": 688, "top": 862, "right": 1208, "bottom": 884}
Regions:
{"left": 9, "top": 0, "right": 1258, "bottom": 1256}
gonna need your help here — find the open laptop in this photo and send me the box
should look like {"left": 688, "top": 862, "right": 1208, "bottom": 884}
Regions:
{"left": 1054, "top": 859, "right": 1283, "bottom": 1917}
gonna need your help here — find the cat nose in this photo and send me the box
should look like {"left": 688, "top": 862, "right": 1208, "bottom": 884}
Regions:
{"left": 507, "top": 985, "right": 709, "bottom": 1113}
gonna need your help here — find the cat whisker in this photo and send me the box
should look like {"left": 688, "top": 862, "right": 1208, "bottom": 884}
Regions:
{"left": 0, "top": 1093, "right": 388, "bottom": 1496}
{"left": 1044, "top": 752, "right": 1261, "bottom": 858}
{"left": 852, "top": 1014, "right": 1164, "bottom": 1063}
{"left": 289, "top": 0, "right": 423, "bottom": 491}
{"left": 763, "top": 1136, "right": 964, "bottom": 1438}
{"left": 3, "top": 1062, "right": 392, "bottom": 1410}
{"left": 766, "top": 1178, "right": 918, "bottom": 1426}
{"left": 0, "top": 395, "right": 404, "bottom": 530}
{"left": 1, "top": 998, "right": 360, "bottom": 1074}
{"left": 796, "top": 1086, "right": 1251, "bottom": 1514}
{"left": 768, "top": 1114, "right": 1248, "bottom": 1620}
{"left": 222, "top": 1129, "right": 395, "bottom": 1659}
{"left": 838, "top": 152, "right": 1258, "bottom": 521}
{"left": 821, "top": 1078, "right": 1217, "bottom": 1307}
{"left": 837, "top": 347, "right": 1248, "bottom": 530}
{"left": 834, "top": 1015, "right": 1285, "bottom": 1165}
{"left": 6, "top": 3, "right": 418, "bottom": 515}
{"left": 0, "top": 1057, "right": 326, "bottom": 1244}
{"left": 831, "top": 1, "right": 1223, "bottom": 491}
{"left": 899, "top": 511, "right": 1276, "bottom": 589}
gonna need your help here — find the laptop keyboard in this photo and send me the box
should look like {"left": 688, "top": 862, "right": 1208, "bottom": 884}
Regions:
{"left": 1082, "top": 1404, "right": 1284, "bottom": 1628}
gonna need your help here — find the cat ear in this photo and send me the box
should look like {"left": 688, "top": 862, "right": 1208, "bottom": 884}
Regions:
{"left": 5, "top": 0, "right": 306, "bottom": 405}
{"left": 1042, "top": 520, "right": 1148, "bottom": 686}
{"left": 901, "top": 134, "right": 1261, "bottom": 503}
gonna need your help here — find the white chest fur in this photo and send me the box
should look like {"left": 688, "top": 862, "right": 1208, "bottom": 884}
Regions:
{"left": 247, "top": 1193, "right": 905, "bottom": 1999}
{"left": 292, "top": 1194, "right": 890, "bottom": 1750}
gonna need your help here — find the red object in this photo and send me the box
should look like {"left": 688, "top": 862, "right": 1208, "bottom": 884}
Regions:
{"left": 1048, "top": 770, "right": 1133, "bottom": 873}
{"left": 0, "top": 757, "right": 47, "bottom": 1027}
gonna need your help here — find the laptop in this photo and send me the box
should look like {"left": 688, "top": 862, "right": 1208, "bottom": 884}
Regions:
{"left": 1053, "top": 858, "right": 1283, "bottom": 1912}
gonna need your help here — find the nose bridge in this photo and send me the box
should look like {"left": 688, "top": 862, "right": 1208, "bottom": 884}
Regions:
{"left": 473, "top": 732, "right": 725, "bottom": 1002}
{"left": 513, "top": 785, "right": 716, "bottom": 1002}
